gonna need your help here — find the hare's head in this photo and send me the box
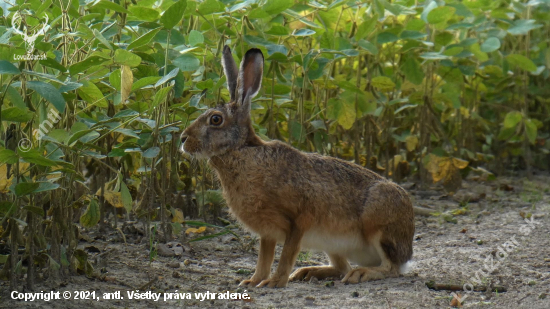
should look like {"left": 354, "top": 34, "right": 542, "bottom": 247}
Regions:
{"left": 180, "top": 46, "right": 264, "bottom": 158}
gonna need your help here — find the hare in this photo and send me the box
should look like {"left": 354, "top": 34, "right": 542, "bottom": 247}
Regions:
{"left": 180, "top": 46, "right": 415, "bottom": 288}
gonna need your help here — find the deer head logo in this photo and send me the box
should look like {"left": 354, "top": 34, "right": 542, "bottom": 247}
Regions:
{"left": 11, "top": 12, "right": 49, "bottom": 55}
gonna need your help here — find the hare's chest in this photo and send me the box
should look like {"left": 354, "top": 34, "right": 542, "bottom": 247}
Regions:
{"left": 222, "top": 189, "right": 287, "bottom": 241}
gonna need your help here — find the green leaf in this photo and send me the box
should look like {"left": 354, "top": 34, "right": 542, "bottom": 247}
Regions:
{"left": 293, "top": 29, "right": 316, "bottom": 36}
{"left": 39, "top": 58, "right": 67, "bottom": 72}
{"left": 355, "top": 18, "right": 377, "bottom": 40}
{"left": 357, "top": 40, "right": 378, "bottom": 55}
{"left": 289, "top": 121, "right": 306, "bottom": 143}
{"left": 127, "top": 27, "right": 161, "bottom": 50}
{"left": 470, "top": 43, "right": 488, "bottom": 62}
{"left": 188, "top": 30, "right": 204, "bottom": 46}
{"left": 371, "top": 76, "right": 395, "bottom": 92}
{"left": 161, "top": 0, "right": 187, "bottom": 29}
{"left": 128, "top": 6, "right": 160, "bottom": 22}
{"left": 26, "top": 81, "right": 66, "bottom": 113}
{"left": 327, "top": 98, "right": 356, "bottom": 130}
{"left": 120, "top": 182, "right": 133, "bottom": 213}
{"left": 524, "top": 119, "right": 537, "bottom": 144}
{"left": 427, "top": 6, "right": 456, "bottom": 24}
{"left": 152, "top": 85, "right": 173, "bottom": 107}
{"left": 34, "top": 182, "right": 60, "bottom": 193}
{"left": 1, "top": 107, "right": 34, "bottom": 122}
{"left": 80, "top": 199, "right": 100, "bottom": 228}
{"left": 23, "top": 206, "right": 45, "bottom": 217}
{"left": 20, "top": 150, "right": 58, "bottom": 166}
{"left": 114, "top": 49, "right": 142, "bottom": 67}
{"left": 402, "top": 57, "right": 424, "bottom": 85}
{"left": 67, "top": 129, "right": 94, "bottom": 146}
{"left": 506, "top": 54, "right": 537, "bottom": 72}
{"left": 198, "top": 0, "right": 224, "bottom": 15}
{"left": 263, "top": 0, "right": 293, "bottom": 15}
{"left": 507, "top": 20, "right": 542, "bottom": 36}
{"left": 69, "top": 56, "right": 108, "bottom": 75}
{"left": 0, "top": 60, "right": 20, "bottom": 74}
{"left": 480, "top": 37, "right": 500, "bottom": 53}
{"left": 93, "top": 29, "right": 113, "bottom": 51}
{"left": 132, "top": 76, "right": 162, "bottom": 91}
{"left": 15, "top": 182, "right": 40, "bottom": 197}
{"left": 78, "top": 80, "right": 108, "bottom": 108}
{"left": 173, "top": 54, "right": 200, "bottom": 72}
{"left": 48, "top": 254, "right": 60, "bottom": 271}
{"left": 377, "top": 32, "right": 398, "bottom": 44}
{"left": 2, "top": 85, "right": 25, "bottom": 109}
{"left": 110, "top": 69, "right": 121, "bottom": 91}
{"left": 503, "top": 111, "right": 522, "bottom": 129}
{"left": 0, "top": 149, "right": 18, "bottom": 164}
{"left": 265, "top": 25, "right": 289, "bottom": 36}
{"left": 155, "top": 68, "right": 179, "bottom": 87}
{"left": 498, "top": 127, "right": 515, "bottom": 141}
{"left": 143, "top": 147, "right": 160, "bottom": 158}
{"left": 0, "top": 202, "right": 14, "bottom": 216}
{"left": 92, "top": 0, "right": 130, "bottom": 13}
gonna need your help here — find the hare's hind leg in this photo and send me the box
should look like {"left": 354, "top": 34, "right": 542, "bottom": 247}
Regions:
{"left": 290, "top": 254, "right": 351, "bottom": 281}
{"left": 342, "top": 236, "right": 399, "bottom": 284}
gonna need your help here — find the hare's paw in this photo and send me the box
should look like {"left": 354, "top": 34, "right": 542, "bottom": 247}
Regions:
{"left": 342, "top": 268, "right": 388, "bottom": 284}
{"left": 290, "top": 266, "right": 343, "bottom": 281}
{"left": 256, "top": 276, "right": 288, "bottom": 288}
{"left": 239, "top": 278, "right": 261, "bottom": 287}
{"left": 239, "top": 274, "right": 266, "bottom": 287}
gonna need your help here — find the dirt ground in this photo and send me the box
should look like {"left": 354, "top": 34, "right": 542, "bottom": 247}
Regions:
{"left": 1, "top": 173, "right": 549, "bottom": 308}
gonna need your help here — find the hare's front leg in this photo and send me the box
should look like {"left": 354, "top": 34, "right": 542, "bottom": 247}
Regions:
{"left": 257, "top": 228, "right": 304, "bottom": 288}
{"left": 239, "top": 237, "right": 276, "bottom": 287}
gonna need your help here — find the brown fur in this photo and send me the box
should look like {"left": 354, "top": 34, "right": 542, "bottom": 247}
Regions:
{"left": 181, "top": 47, "right": 415, "bottom": 288}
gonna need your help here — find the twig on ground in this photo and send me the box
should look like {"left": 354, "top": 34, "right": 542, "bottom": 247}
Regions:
{"left": 425, "top": 281, "right": 507, "bottom": 293}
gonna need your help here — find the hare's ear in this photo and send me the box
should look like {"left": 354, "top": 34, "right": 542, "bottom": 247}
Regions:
{"left": 221, "top": 45, "right": 239, "bottom": 102}
{"left": 236, "top": 48, "right": 264, "bottom": 113}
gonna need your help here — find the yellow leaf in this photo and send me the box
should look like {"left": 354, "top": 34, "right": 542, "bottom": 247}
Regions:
{"left": 0, "top": 163, "right": 31, "bottom": 192}
{"left": 371, "top": 76, "right": 395, "bottom": 92}
{"left": 185, "top": 226, "right": 206, "bottom": 234}
{"left": 425, "top": 154, "right": 452, "bottom": 183}
{"left": 405, "top": 135, "right": 419, "bottom": 152}
{"left": 460, "top": 107, "right": 470, "bottom": 118}
{"left": 452, "top": 158, "right": 469, "bottom": 169}
{"left": 172, "top": 209, "right": 184, "bottom": 223}
{"left": 121, "top": 65, "right": 133, "bottom": 104}
{"left": 0, "top": 175, "right": 12, "bottom": 194}
{"left": 452, "top": 208, "right": 468, "bottom": 216}
{"left": 104, "top": 190, "right": 124, "bottom": 208}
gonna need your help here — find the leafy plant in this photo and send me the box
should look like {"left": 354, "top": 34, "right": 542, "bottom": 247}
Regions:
{"left": 0, "top": 0, "right": 549, "bottom": 291}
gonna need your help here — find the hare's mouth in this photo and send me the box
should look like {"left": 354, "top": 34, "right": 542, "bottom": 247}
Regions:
{"left": 180, "top": 142, "right": 210, "bottom": 159}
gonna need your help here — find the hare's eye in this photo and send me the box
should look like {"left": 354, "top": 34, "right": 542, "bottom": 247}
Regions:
{"left": 210, "top": 114, "right": 223, "bottom": 126}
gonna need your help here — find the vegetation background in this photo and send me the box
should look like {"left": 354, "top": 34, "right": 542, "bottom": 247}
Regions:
{"left": 0, "top": 0, "right": 549, "bottom": 293}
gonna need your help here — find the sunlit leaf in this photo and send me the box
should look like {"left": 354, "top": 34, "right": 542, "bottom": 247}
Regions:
{"left": 427, "top": 6, "right": 456, "bottom": 24}
{"left": 160, "top": 0, "right": 187, "bottom": 29}
{"left": 77, "top": 80, "right": 108, "bottom": 108}
{"left": 114, "top": 49, "right": 142, "bottom": 67}
{"left": 371, "top": 76, "right": 395, "bottom": 92}
{"left": 506, "top": 54, "right": 537, "bottom": 72}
